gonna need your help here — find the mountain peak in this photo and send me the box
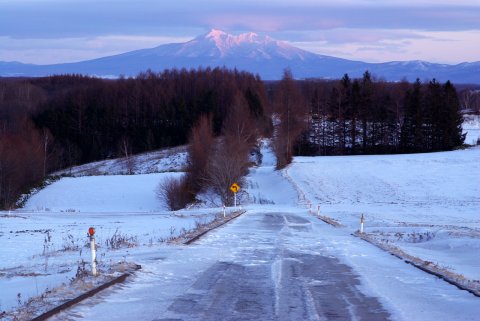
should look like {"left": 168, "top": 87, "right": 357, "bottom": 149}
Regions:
{"left": 205, "top": 28, "right": 228, "bottom": 38}
{"left": 204, "top": 28, "right": 229, "bottom": 39}
{"left": 187, "top": 29, "right": 309, "bottom": 60}
{"left": 200, "top": 29, "right": 264, "bottom": 45}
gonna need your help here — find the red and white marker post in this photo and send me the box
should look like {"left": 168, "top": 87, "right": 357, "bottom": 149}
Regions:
{"left": 88, "top": 227, "right": 97, "bottom": 276}
{"left": 360, "top": 214, "right": 365, "bottom": 234}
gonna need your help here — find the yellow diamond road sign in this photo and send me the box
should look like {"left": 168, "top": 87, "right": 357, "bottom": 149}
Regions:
{"left": 230, "top": 183, "right": 240, "bottom": 193}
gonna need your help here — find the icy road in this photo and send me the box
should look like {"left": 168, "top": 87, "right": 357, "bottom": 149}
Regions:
{"left": 53, "top": 210, "right": 389, "bottom": 320}
{"left": 51, "top": 207, "right": 478, "bottom": 321}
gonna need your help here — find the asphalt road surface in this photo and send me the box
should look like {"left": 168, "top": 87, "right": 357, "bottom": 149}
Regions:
{"left": 55, "top": 211, "right": 391, "bottom": 321}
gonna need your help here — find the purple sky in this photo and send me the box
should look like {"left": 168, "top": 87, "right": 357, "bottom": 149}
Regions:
{"left": 0, "top": 0, "right": 479, "bottom": 64}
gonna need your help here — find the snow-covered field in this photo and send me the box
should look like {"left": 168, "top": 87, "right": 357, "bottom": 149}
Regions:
{"left": 287, "top": 147, "right": 480, "bottom": 281}
{"left": 463, "top": 114, "right": 480, "bottom": 145}
{"left": 24, "top": 173, "right": 182, "bottom": 213}
{"left": 0, "top": 154, "right": 222, "bottom": 316}
{"left": 0, "top": 208, "right": 221, "bottom": 314}
{"left": 1, "top": 124, "right": 479, "bottom": 319}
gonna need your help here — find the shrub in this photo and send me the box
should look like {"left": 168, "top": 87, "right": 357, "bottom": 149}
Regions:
{"left": 156, "top": 176, "right": 193, "bottom": 210}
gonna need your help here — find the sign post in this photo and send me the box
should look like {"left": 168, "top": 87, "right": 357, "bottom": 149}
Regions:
{"left": 229, "top": 183, "right": 240, "bottom": 208}
{"left": 88, "top": 227, "right": 97, "bottom": 276}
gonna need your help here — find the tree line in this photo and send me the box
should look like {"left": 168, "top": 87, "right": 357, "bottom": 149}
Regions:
{"left": 273, "top": 72, "right": 465, "bottom": 158}
{"left": 0, "top": 68, "right": 270, "bottom": 208}
{"left": 33, "top": 68, "right": 269, "bottom": 166}
{"left": 0, "top": 68, "right": 466, "bottom": 209}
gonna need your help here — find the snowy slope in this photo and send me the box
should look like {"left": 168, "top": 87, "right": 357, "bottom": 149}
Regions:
{"left": 287, "top": 147, "right": 480, "bottom": 280}
{"left": 24, "top": 173, "right": 183, "bottom": 212}
{"left": 55, "top": 145, "right": 187, "bottom": 177}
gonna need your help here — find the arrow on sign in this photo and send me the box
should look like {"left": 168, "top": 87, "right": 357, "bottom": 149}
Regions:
{"left": 230, "top": 183, "right": 240, "bottom": 193}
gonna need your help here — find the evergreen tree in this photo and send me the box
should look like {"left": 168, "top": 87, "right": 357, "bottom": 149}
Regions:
{"left": 442, "top": 81, "right": 465, "bottom": 149}
{"left": 349, "top": 80, "right": 361, "bottom": 154}
{"left": 360, "top": 71, "right": 373, "bottom": 153}
{"left": 424, "top": 79, "right": 443, "bottom": 150}
{"left": 400, "top": 79, "right": 423, "bottom": 152}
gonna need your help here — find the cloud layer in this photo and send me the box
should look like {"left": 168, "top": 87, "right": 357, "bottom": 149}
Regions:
{"left": 0, "top": 0, "right": 479, "bottom": 64}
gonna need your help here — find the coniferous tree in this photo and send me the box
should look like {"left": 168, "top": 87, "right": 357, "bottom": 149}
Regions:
{"left": 350, "top": 79, "right": 361, "bottom": 154}
{"left": 360, "top": 71, "right": 373, "bottom": 153}
{"left": 442, "top": 81, "right": 465, "bottom": 149}
{"left": 400, "top": 79, "right": 423, "bottom": 152}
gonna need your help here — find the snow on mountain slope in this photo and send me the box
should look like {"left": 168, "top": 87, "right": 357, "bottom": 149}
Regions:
{"left": 93, "top": 29, "right": 318, "bottom": 62}
{"left": 184, "top": 29, "right": 315, "bottom": 60}
{"left": 3, "top": 29, "right": 478, "bottom": 83}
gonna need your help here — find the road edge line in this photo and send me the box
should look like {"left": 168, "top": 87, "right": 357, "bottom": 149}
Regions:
{"left": 353, "top": 232, "right": 480, "bottom": 298}
{"left": 30, "top": 265, "right": 142, "bottom": 321}
{"left": 182, "top": 210, "right": 246, "bottom": 245}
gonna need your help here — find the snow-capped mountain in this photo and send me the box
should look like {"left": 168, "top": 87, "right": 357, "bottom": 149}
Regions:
{"left": 136, "top": 29, "right": 315, "bottom": 60}
{"left": 1, "top": 29, "right": 479, "bottom": 83}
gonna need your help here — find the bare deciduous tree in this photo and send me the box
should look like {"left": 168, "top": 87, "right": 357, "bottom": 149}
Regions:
{"left": 273, "top": 69, "right": 308, "bottom": 169}
{"left": 203, "top": 94, "right": 258, "bottom": 205}
{"left": 186, "top": 114, "right": 215, "bottom": 193}
{"left": 119, "top": 136, "right": 136, "bottom": 174}
{"left": 155, "top": 176, "right": 191, "bottom": 211}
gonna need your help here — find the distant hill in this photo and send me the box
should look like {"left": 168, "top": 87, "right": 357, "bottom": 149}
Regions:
{"left": 1, "top": 29, "right": 479, "bottom": 83}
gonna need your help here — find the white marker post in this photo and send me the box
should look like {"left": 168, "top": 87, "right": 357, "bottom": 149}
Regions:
{"left": 317, "top": 205, "right": 320, "bottom": 216}
{"left": 360, "top": 214, "right": 365, "bottom": 234}
{"left": 88, "top": 227, "right": 97, "bottom": 276}
{"left": 223, "top": 204, "right": 226, "bottom": 218}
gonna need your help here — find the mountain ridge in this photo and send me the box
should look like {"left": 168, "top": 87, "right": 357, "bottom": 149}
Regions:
{"left": 1, "top": 29, "right": 479, "bottom": 83}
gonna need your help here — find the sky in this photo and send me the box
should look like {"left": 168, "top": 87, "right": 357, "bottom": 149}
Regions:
{"left": 0, "top": 0, "right": 479, "bottom": 65}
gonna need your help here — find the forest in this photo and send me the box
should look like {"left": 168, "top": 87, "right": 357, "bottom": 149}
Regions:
{"left": 292, "top": 72, "right": 465, "bottom": 156}
{"left": 0, "top": 68, "right": 470, "bottom": 209}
